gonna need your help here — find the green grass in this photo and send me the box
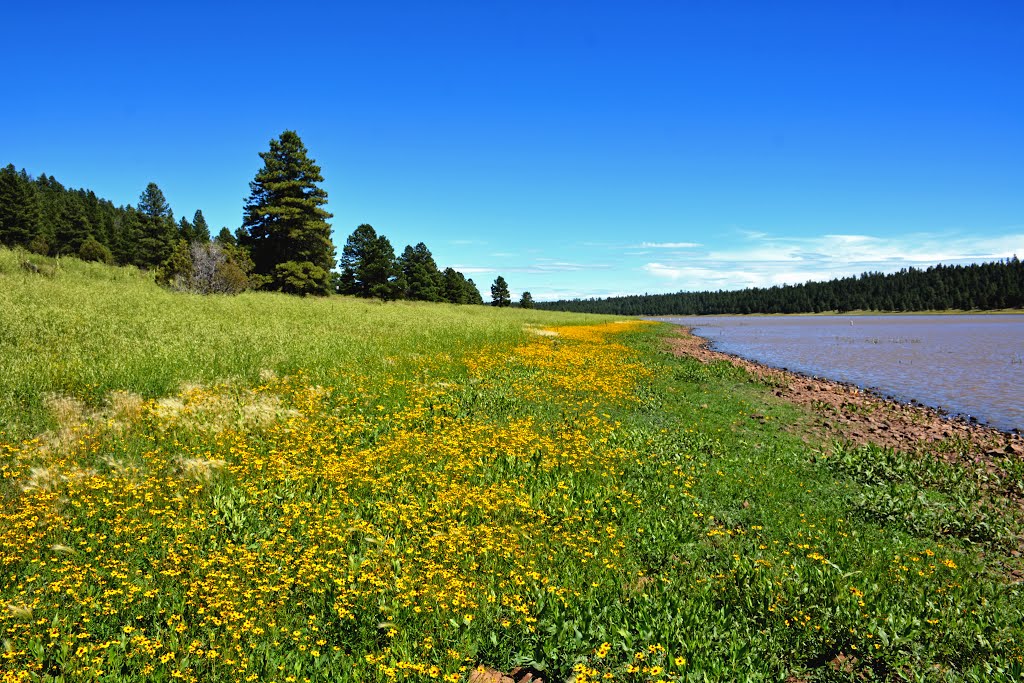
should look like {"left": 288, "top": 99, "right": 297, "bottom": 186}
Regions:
{"left": 0, "top": 248, "right": 607, "bottom": 438}
{"left": 2, "top": 249, "right": 1023, "bottom": 682}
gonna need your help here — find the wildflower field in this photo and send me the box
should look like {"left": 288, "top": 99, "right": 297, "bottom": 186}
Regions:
{"left": 2, "top": 249, "right": 1023, "bottom": 682}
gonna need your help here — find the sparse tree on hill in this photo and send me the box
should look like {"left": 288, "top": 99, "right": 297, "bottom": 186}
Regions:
{"left": 490, "top": 275, "right": 511, "bottom": 307}
{"left": 519, "top": 291, "right": 534, "bottom": 308}
{"left": 238, "top": 130, "right": 335, "bottom": 295}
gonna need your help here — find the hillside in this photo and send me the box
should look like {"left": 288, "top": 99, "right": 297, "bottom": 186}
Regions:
{"left": 1, "top": 249, "right": 1023, "bottom": 682}
{"left": 0, "top": 248, "right": 599, "bottom": 438}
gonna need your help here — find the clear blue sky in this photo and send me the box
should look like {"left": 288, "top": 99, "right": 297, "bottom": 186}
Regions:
{"left": 3, "top": 0, "right": 1021, "bottom": 300}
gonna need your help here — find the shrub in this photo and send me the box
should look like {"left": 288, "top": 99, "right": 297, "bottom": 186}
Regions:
{"left": 273, "top": 260, "right": 331, "bottom": 296}
{"left": 27, "top": 236, "right": 50, "bottom": 255}
{"left": 78, "top": 237, "right": 114, "bottom": 264}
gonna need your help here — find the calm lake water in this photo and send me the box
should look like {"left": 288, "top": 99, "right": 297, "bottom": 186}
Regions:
{"left": 657, "top": 315, "right": 1024, "bottom": 432}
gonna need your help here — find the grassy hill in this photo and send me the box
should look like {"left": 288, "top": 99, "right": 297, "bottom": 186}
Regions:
{"left": 1, "top": 248, "right": 1022, "bottom": 682}
{"left": 0, "top": 249, "right": 603, "bottom": 438}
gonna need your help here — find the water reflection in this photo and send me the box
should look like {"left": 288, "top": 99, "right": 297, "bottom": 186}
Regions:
{"left": 657, "top": 315, "right": 1024, "bottom": 432}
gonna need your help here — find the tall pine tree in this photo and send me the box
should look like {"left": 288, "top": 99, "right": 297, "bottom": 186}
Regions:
{"left": 192, "top": 210, "right": 211, "bottom": 242}
{"left": 0, "top": 165, "right": 40, "bottom": 247}
{"left": 239, "top": 130, "right": 335, "bottom": 295}
{"left": 136, "top": 182, "right": 177, "bottom": 268}
{"left": 338, "top": 224, "right": 400, "bottom": 300}
{"left": 399, "top": 242, "right": 444, "bottom": 301}
{"left": 490, "top": 275, "right": 511, "bottom": 307}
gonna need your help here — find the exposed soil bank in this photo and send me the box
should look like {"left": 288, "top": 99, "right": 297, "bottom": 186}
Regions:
{"left": 665, "top": 327, "right": 1024, "bottom": 468}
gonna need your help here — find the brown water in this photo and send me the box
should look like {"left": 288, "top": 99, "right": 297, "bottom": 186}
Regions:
{"left": 658, "top": 315, "right": 1024, "bottom": 432}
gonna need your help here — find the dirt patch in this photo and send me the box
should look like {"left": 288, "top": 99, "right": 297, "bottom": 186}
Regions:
{"left": 665, "top": 327, "right": 1024, "bottom": 469}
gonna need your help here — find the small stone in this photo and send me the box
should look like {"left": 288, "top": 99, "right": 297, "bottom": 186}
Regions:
{"left": 468, "top": 668, "right": 506, "bottom": 683}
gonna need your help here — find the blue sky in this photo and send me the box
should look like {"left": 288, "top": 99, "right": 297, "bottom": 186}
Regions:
{"left": 3, "top": 1, "right": 1021, "bottom": 300}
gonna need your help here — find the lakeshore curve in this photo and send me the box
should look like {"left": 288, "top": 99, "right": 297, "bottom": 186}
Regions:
{"left": 664, "top": 327, "right": 1024, "bottom": 488}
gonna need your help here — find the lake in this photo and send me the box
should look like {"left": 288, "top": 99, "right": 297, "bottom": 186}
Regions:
{"left": 656, "top": 315, "right": 1024, "bottom": 432}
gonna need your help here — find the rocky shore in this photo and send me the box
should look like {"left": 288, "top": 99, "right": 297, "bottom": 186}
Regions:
{"left": 665, "top": 327, "right": 1024, "bottom": 474}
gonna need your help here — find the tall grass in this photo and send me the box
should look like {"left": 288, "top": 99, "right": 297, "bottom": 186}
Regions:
{"left": 0, "top": 248, "right": 607, "bottom": 437}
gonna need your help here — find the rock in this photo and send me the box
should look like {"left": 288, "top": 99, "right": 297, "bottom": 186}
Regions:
{"left": 509, "top": 667, "right": 546, "bottom": 682}
{"left": 468, "top": 668, "right": 510, "bottom": 683}
{"left": 468, "top": 666, "right": 545, "bottom": 683}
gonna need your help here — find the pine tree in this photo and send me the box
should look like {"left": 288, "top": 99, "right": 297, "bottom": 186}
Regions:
{"left": 138, "top": 181, "right": 171, "bottom": 219}
{"left": 490, "top": 275, "right": 511, "bottom": 307}
{"left": 338, "top": 224, "right": 400, "bottom": 299}
{"left": 215, "top": 227, "right": 236, "bottom": 246}
{"left": 54, "top": 208, "right": 92, "bottom": 256}
{"left": 519, "top": 291, "right": 535, "bottom": 308}
{"left": 0, "top": 164, "right": 40, "bottom": 247}
{"left": 442, "top": 267, "right": 468, "bottom": 304}
{"left": 136, "top": 182, "right": 177, "bottom": 268}
{"left": 399, "top": 242, "right": 444, "bottom": 301}
{"left": 239, "top": 130, "right": 335, "bottom": 295}
{"left": 192, "top": 210, "right": 211, "bottom": 242}
{"left": 464, "top": 278, "right": 484, "bottom": 305}
{"left": 178, "top": 216, "right": 195, "bottom": 243}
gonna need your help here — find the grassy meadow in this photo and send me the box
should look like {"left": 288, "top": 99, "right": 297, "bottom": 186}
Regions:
{"left": 2, "top": 248, "right": 1023, "bottom": 682}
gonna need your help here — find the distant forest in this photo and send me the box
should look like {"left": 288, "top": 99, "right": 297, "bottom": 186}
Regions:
{"left": 537, "top": 259, "right": 1024, "bottom": 315}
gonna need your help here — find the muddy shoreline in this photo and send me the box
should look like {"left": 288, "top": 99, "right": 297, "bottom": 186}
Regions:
{"left": 665, "top": 326, "right": 1024, "bottom": 462}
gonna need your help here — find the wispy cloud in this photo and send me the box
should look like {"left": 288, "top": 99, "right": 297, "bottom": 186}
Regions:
{"left": 526, "top": 261, "right": 611, "bottom": 273}
{"left": 454, "top": 261, "right": 612, "bottom": 275}
{"left": 452, "top": 266, "right": 494, "bottom": 274}
{"left": 641, "top": 230, "right": 1024, "bottom": 291}
{"left": 632, "top": 241, "right": 703, "bottom": 249}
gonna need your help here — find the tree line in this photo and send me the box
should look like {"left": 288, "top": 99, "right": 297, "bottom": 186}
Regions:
{"left": 0, "top": 163, "right": 259, "bottom": 293}
{"left": 0, "top": 163, "right": 214, "bottom": 269}
{"left": 537, "top": 258, "right": 1024, "bottom": 315}
{"left": 335, "top": 223, "right": 484, "bottom": 304}
{"left": 1, "top": 130, "right": 529, "bottom": 305}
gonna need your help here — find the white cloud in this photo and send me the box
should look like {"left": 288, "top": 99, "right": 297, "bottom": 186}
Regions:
{"left": 633, "top": 241, "right": 702, "bottom": 249}
{"left": 640, "top": 230, "right": 1024, "bottom": 291}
